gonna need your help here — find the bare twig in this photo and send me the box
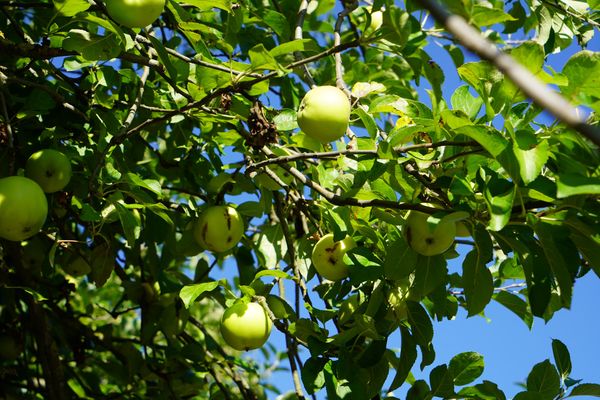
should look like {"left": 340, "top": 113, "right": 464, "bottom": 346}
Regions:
{"left": 333, "top": 2, "right": 356, "bottom": 96}
{"left": 416, "top": 0, "right": 600, "bottom": 147}
{"left": 294, "top": 0, "right": 317, "bottom": 87}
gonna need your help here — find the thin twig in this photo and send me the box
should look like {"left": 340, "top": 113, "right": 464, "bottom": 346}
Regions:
{"left": 294, "top": 0, "right": 317, "bottom": 87}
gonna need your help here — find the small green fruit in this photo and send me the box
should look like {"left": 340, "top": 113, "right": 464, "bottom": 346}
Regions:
{"left": 25, "top": 149, "right": 72, "bottom": 193}
{"left": 193, "top": 205, "right": 244, "bottom": 253}
{"left": 0, "top": 176, "right": 48, "bottom": 241}
{"left": 297, "top": 86, "right": 351, "bottom": 143}
{"left": 403, "top": 211, "right": 456, "bottom": 256}
{"left": 220, "top": 302, "right": 272, "bottom": 351}
{"left": 105, "top": 0, "right": 166, "bottom": 28}
{"left": 311, "top": 233, "right": 356, "bottom": 281}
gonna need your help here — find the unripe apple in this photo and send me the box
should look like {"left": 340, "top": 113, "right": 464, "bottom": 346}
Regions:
{"left": 220, "top": 302, "right": 272, "bottom": 351}
{"left": 0, "top": 176, "right": 48, "bottom": 241}
{"left": 402, "top": 211, "right": 456, "bottom": 256}
{"left": 105, "top": 0, "right": 166, "bottom": 28}
{"left": 297, "top": 86, "right": 351, "bottom": 143}
{"left": 193, "top": 205, "right": 244, "bottom": 253}
{"left": 25, "top": 149, "right": 72, "bottom": 193}
{"left": 311, "top": 233, "right": 356, "bottom": 281}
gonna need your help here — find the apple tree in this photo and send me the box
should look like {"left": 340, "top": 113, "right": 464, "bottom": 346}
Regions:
{"left": 1, "top": 0, "right": 600, "bottom": 399}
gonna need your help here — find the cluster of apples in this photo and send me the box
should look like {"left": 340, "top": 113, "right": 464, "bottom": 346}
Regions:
{"left": 310, "top": 210, "right": 470, "bottom": 283}
{"left": 0, "top": 149, "right": 72, "bottom": 241}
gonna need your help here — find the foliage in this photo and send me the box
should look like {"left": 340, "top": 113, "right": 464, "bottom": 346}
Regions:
{"left": 1, "top": 0, "right": 599, "bottom": 399}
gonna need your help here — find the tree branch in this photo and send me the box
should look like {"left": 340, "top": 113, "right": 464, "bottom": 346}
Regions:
{"left": 416, "top": 0, "right": 600, "bottom": 147}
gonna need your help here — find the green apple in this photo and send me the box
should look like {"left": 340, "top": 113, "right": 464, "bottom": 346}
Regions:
{"left": 220, "top": 302, "right": 272, "bottom": 351}
{"left": 105, "top": 0, "right": 166, "bottom": 28}
{"left": 193, "top": 205, "right": 244, "bottom": 253}
{"left": 0, "top": 176, "right": 48, "bottom": 241}
{"left": 311, "top": 233, "right": 356, "bottom": 281}
{"left": 25, "top": 149, "right": 72, "bottom": 193}
{"left": 402, "top": 210, "right": 456, "bottom": 256}
{"left": 297, "top": 85, "right": 351, "bottom": 143}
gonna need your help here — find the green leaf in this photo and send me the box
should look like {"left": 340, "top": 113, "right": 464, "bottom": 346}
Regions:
{"left": 354, "top": 106, "right": 378, "bottom": 139}
{"left": 269, "top": 39, "right": 319, "bottom": 58}
{"left": 63, "top": 29, "right": 122, "bottom": 61}
{"left": 406, "top": 301, "right": 433, "bottom": 347}
{"left": 481, "top": 170, "right": 516, "bottom": 231}
{"left": 493, "top": 291, "right": 533, "bottom": 329}
{"left": 449, "top": 352, "right": 485, "bottom": 386}
{"left": 512, "top": 133, "right": 550, "bottom": 184}
{"left": 557, "top": 174, "right": 600, "bottom": 198}
{"left": 552, "top": 339, "right": 572, "bottom": 380}
{"left": 389, "top": 326, "right": 417, "bottom": 390}
{"left": 249, "top": 43, "right": 284, "bottom": 72}
{"left": 458, "top": 381, "right": 507, "bottom": 400}
{"left": 147, "top": 35, "right": 179, "bottom": 83}
{"left": 273, "top": 109, "right": 298, "bottom": 131}
{"left": 462, "top": 249, "right": 493, "bottom": 316}
{"left": 513, "top": 392, "right": 545, "bottom": 400}
{"left": 451, "top": 85, "right": 482, "bottom": 120}
{"left": 179, "top": 281, "right": 222, "bottom": 308}
{"left": 526, "top": 360, "right": 561, "bottom": 399}
{"left": 383, "top": 238, "right": 418, "bottom": 280}
{"left": 303, "top": 357, "right": 329, "bottom": 395}
{"left": 429, "top": 364, "right": 455, "bottom": 398}
{"left": 471, "top": 3, "right": 516, "bottom": 26}
{"left": 410, "top": 255, "right": 447, "bottom": 298}
{"left": 456, "top": 125, "right": 508, "bottom": 158}
{"left": 534, "top": 222, "right": 575, "bottom": 308}
{"left": 568, "top": 383, "right": 600, "bottom": 397}
{"left": 562, "top": 51, "right": 600, "bottom": 101}
{"left": 53, "top": 0, "right": 90, "bottom": 16}
{"left": 254, "top": 269, "right": 291, "bottom": 280}
{"left": 114, "top": 202, "right": 141, "bottom": 247}
{"left": 184, "top": 0, "right": 230, "bottom": 10}
{"left": 407, "top": 380, "right": 431, "bottom": 400}
{"left": 262, "top": 10, "right": 290, "bottom": 40}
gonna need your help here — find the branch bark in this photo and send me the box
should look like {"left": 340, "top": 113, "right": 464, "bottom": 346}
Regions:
{"left": 416, "top": 0, "right": 600, "bottom": 147}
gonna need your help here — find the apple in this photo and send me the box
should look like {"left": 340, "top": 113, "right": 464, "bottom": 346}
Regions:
{"left": 297, "top": 86, "right": 351, "bottom": 143}
{"left": 402, "top": 210, "right": 456, "bottom": 256}
{"left": 0, "top": 176, "right": 48, "bottom": 241}
{"left": 220, "top": 301, "right": 272, "bottom": 351}
{"left": 311, "top": 233, "right": 356, "bottom": 281}
{"left": 193, "top": 205, "right": 244, "bottom": 253}
{"left": 25, "top": 149, "right": 72, "bottom": 193}
{"left": 105, "top": 0, "right": 166, "bottom": 28}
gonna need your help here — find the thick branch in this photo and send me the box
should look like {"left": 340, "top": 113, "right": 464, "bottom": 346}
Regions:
{"left": 416, "top": 0, "right": 600, "bottom": 147}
